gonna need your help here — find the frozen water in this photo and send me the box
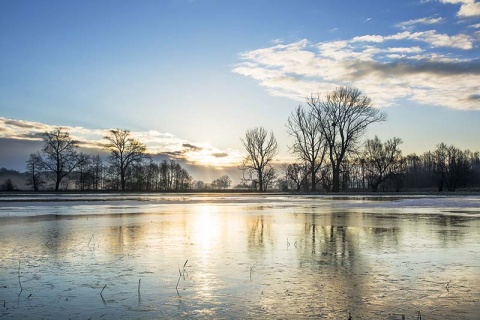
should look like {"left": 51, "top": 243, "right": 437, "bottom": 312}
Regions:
{"left": 0, "top": 193, "right": 479, "bottom": 319}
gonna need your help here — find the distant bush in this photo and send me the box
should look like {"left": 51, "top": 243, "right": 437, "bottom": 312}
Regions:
{"left": 0, "top": 178, "right": 16, "bottom": 191}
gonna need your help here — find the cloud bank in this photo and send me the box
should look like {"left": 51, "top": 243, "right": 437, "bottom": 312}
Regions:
{"left": 0, "top": 117, "right": 243, "bottom": 168}
{"left": 233, "top": 15, "right": 480, "bottom": 110}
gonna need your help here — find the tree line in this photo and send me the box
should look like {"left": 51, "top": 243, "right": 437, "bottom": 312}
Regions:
{"left": 21, "top": 128, "right": 230, "bottom": 192}
{"left": 3, "top": 86, "right": 478, "bottom": 193}
{"left": 240, "top": 86, "right": 480, "bottom": 192}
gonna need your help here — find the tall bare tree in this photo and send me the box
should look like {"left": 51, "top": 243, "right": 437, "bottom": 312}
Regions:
{"left": 42, "top": 128, "right": 80, "bottom": 191}
{"left": 287, "top": 105, "right": 327, "bottom": 192}
{"left": 104, "top": 129, "right": 147, "bottom": 191}
{"left": 309, "top": 87, "right": 387, "bottom": 192}
{"left": 240, "top": 127, "right": 278, "bottom": 192}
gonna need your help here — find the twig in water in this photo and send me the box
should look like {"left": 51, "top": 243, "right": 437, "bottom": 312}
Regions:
{"left": 138, "top": 278, "right": 142, "bottom": 305}
{"left": 100, "top": 284, "right": 106, "bottom": 296}
{"left": 26, "top": 293, "right": 32, "bottom": 300}
{"left": 176, "top": 260, "right": 188, "bottom": 294}
{"left": 45, "top": 240, "right": 51, "bottom": 247}
{"left": 88, "top": 234, "right": 94, "bottom": 246}
{"left": 17, "top": 261, "right": 23, "bottom": 294}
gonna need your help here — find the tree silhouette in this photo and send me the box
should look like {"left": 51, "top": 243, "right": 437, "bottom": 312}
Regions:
{"left": 287, "top": 105, "right": 327, "bottom": 192}
{"left": 362, "top": 136, "right": 404, "bottom": 192}
{"left": 212, "top": 175, "right": 231, "bottom": 189}
{"left": 309, "top": 87, "right": 387, "bottom": 192}
{"left": 104, "top": 129, "right": 147, "bottom": 191}
{"left": 240, "top": 127, "right": 278, "bottom": 192}
{"left": 25, "top": 152, "right": 45, "bottom": 191}
{"left": 433, "top": 143, "right": 470, "bottom": 191}
{"left": 42, "top": 128, "right": 80, "bottom": 191}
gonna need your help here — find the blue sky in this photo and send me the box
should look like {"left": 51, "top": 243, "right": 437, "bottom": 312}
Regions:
{"left": 1, "top": 0, "right": 479, "bottom": 181}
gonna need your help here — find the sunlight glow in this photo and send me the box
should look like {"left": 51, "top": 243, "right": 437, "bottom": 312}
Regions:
{"left": 193, "top": 204, "right": 221, "bottom": 252}
{"left": 183, "top": 146, "right": 244, "bottom": 168}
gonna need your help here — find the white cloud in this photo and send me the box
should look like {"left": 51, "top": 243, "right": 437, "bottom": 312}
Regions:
{"left": 386, "top": 46, "right": 424, "bottom": 53}
{"left": 458, "top": 2, "right": 480, "bottom": 16}
{"left": 351, "top": 30, "right": 473, "bottom": 50}
{"left": 352, "top": 35, "right": 385, "bottom": 43}
{"left": 233, "top": 28, "right": 480, "bottom": 111}
{"left": 440, "top": 0, "right": 469, "bottom": 5}
{"left": 440, "top": 0, "right": 480, "bottom": 17}
{"left": 396, "top": 17, "right": 444, "bottom": 30}
{"left": 409, "top": 30, "right": 473, "bottom": 49}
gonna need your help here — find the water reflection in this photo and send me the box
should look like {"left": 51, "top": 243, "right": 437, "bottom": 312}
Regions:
{"left": 0, "top": 197, "right": 480, "bottom": 319}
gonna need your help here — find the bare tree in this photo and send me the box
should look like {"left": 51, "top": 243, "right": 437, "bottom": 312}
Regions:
{"left": 287, "top": 105, "right": 327, "bottom": 192}
{"left": 309, "top": 87, "right": 387, "bottom": 192}
{"left": 262, "top": 166, "right": 277, "bottom": 191}
{"left": 159, "top": 160, "right": 171, "bottom": 190}
{"left": 319, "top": 164, "right": 333, "bottom": 192}
{"left": 25, "top": 152, "right": 45, "bottom": 191}
{"left": 284, "top": 163, "right": 308, "bottom": 192}
{"left": 173, "top": 164, "right": 192, "bottom": 191}
{"left": 91, "top": 155, "right": 104, "bottom": 191}
{"left": 212, "top": 175, "right": 232, "bottom": 189}
{"left": 240, "top": 127, "right": 278, "bottom": 192}
{"left": 0, "top": 178, "right": 16, "bottom": 191}
{"left": 75, "top": 153, "right": 92, "bottom": 191}
{"left": 145, "top": 160, "right": 159, "bottom": 191}
{"left": 104, "top": 129, "right": 147, "bottom": 191}
{"left": 42, "top": 128, "right": 80, "bottom": 191}
{"left": 433, "top": 143, "right": 470, "bottom": 192}
{"left": 363, "top": 136, "right": 405, "bottom": 192}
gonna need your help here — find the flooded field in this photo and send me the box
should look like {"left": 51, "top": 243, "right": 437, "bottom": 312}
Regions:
{"left": 1, "top": 193, "right": 480, "bottom": 319}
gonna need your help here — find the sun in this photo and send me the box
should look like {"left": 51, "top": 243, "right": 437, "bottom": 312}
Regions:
{"left": 183, "top": 145, "right": 244, "bottom": 168}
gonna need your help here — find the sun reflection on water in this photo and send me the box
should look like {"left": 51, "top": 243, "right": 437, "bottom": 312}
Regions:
{"left": 192, "top": 204, "right": 221, "bottom": 253}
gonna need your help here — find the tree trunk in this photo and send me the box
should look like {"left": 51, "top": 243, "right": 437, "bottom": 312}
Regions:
{"left": 437, "top": 180, "right": 444, "bottom": 192}
{"left": 258, "top": 171, "right": 264, "bottom": 192}
{"left": 311, "top": 165, "right": 316, "bottom": 192}
{"left": 332, "top": 167, "right": 340, "bottom": 192}
{"left": 120, "top": 166, "right": 126, "bottom": 191}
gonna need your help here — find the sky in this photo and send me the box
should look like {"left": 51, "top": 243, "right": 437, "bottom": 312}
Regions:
{"left": 0, "top": 0, "right": 479, "bottom": 183}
